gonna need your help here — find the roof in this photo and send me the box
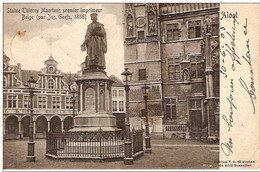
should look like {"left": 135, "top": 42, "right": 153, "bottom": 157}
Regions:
{"left": 16, "top": 68, "right": 122, "bottom": 88}
{"left": 4, "top": 54, "right": 121, "bottom": 88}
{"left": 44, "top": 54, "right": 58, "bottom": 66}
{"left": 109, "top": 75, "right": 124, "bottom": 87}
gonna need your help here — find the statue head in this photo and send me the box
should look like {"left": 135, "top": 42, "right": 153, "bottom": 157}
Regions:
{"left": 90, "top": 13, "right": 98, "bottom": 22}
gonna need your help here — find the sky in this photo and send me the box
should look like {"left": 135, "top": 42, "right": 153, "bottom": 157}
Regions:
{"left": 3, "top": 4, "right": 124, "bottom": 79}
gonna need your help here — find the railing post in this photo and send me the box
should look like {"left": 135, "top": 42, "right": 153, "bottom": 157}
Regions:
{"left": 55, "top": 136, "right": 57, "bottom": 156}
{"left": 186, "top": 123, "right": 191, "bottom": 139}
{"left": 132, "top": 129, "right": 135, "bottom": 155}
{"left": 100, "top": 135, "right": 102, "bottom": 158}
{"left": 46, "top": 133, "right": 48, "bottom": 154}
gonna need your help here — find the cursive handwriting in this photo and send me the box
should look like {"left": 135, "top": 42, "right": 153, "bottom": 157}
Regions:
{"left": 224, "top": 17, "right": 241, "bottom": 71}
{"left": 220, "top": 26, "right": 228, "bottom": 77}
{"left": 222, "top": 79, "right": 236, "bottom": 131}
{"left": 243, "top": 18, "right": 247, "bottom": 35}
{"left": 220, "top": 13, "right": 256, "bottom": 158}
{"left": 239, "top": 78, "right": 256, "bottom": 114}
{"left": 238, "top": 23, "right": 256, "bottom": 114}
{"left": 221, "top": 138, "right": 233, "bottom": 156}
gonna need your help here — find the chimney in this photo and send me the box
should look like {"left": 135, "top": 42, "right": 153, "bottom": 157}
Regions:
{"left": 17, "top": 63, "right": 23, "bottom": 83}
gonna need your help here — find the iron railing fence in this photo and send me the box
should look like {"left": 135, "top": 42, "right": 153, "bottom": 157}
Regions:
{"left": 46, "top": 129, "right": 144, "bottom": 159}
{"left": 46, "top": 131, "right": 125, "bottom": 158}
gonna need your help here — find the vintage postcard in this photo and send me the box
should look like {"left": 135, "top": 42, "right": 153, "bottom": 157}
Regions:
{"left": 2, "top": 1, "right": 259, "bottom": 171}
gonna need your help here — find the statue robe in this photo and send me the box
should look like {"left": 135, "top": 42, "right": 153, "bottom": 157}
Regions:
{"left": 84, "top": 22, "right": 107, "bottom": 70}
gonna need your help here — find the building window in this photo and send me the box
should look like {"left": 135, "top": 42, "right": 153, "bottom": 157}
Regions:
{"left": 52, "top": 96, "right": 61, "bottom": 109}
{"left": 38, "top": 96, "right": 47, "bottom": 109}
{"left": 168, "top": 58, "right": 174, "bottom": 80}
{"left": 190, "top": 99, "right": 201, "bottom": 110}
{"left": 119, "top": 90, "right": 124, "bottom": 97}
{"left": 48, "top": 78, "right": 55, "bottom": 89}
{"left": 7, "top": 95, "right": 18, "bottom": 108}
{"left": 119, "top": 101, "right": 124, "bottom": 112}
{"left": 174, "top": 65, "right": 180, "bottom": 80}
{"left": 23, "top": 95, "right": 30, "bottom": 108}
{"left": 211, "top": 17, "right": 219, "bottom": 36}
{"left": 138, "top": 69, "right": 146, "bottom": 81}
{"left": 188, "top": 20, "right": 201, "bottom": 38}
{"left": 190, "top": 55, "right": 203, "bottom": 79}
{"left": 65, "top": 97, "right": 73, "bottom": 109}
{"left": 165, "top": 98, "right": 177, "bottom": 120}
{"left": 138, "top": 31, "right": 145, "bottom": 41}
{"left": 212, "top": 23, "right": 219, "bottom": 36}
{"left": 112, "top": 90, "right": 117, "bottom": 97}
{"left": 166, "top": 23, "right": 179, "bottom": 41}
{"left": 112, "top": 101, "right": 117, "bottom": 112}
{"left": 169, "top": 66, "right": 174, "bottom": 80}
{"left": 168, "top": 59, "right": 180, "bottom": 81}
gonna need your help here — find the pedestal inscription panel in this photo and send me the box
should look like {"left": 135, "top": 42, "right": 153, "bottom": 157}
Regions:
{"left": 85, "top": 88, "right": 95, "bottom": 111}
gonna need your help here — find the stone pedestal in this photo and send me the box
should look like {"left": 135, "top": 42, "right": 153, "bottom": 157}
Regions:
{"left": 26, "top": 142, "right": 35, "bottom": 162}
{"left": 69, "top": 69, "right": 120, "bottom": 132}
{"left": 145, "top": 136, "right": 152, "bottom": 153}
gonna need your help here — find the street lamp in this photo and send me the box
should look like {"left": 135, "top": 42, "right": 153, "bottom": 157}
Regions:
{"left": 121, "top": 68, "right": 133, "bottom": 165}
{"left": 141, "top": 84, "right": 152, "bottom": 153}
{"left": 26, "top": 76, "right": 37, "bottom": 162}
{"left": 70, "top": 88, "right": 77, "bottom": 128}
{"left": 68, "top": 75, "right": 78, "bottom": 129}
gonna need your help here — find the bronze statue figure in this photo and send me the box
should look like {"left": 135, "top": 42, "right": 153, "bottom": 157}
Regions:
{"left": 81, "top": 13, "right": 107, "bottom": 70}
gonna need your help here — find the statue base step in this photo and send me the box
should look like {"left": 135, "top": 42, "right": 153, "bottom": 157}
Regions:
{"left": 69, "top": 126, "right": 121, "bottom": 132}
{"left": 69, "top": 112, "right": 121, "bottom": 132}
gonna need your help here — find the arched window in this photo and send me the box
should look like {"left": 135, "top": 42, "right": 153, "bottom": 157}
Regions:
{"left": 213, "top": 64, "right": 219, "bottom": 97}
{"left": 48, "top": 78, "right": 55, "bottom": 89}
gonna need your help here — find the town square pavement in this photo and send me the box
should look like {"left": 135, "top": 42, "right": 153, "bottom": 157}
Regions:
{"left": 4, "top": 138, "right": 219, "bottom": 170}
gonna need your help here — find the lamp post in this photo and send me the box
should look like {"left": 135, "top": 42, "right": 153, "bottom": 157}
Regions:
{"left": 26, "top": 76, "right": 37, "bottom": 162}
{"left": 121, "top": 68, "right": 133, "bottom": 165}
{"left": 70, "top": 88, "right": 77, "bottom": 128}
{"left": 141, "top": 84, "right": 152, "bottom": 153}
{"left": 68, "top": 75, "right": 77, "bottom": 129}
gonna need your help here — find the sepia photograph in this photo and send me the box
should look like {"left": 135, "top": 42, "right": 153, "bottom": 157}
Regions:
{"left": 2, "top": 2, "right": 259, "bottom": 171}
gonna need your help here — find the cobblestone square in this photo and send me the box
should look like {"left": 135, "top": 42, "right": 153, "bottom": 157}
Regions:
{"left": 4, "top": 139, "right": 219, "bottom": 170}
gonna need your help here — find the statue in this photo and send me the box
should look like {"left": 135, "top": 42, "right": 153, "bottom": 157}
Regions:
{"left": 81, "top": 13, "right": 107, "bottom": 70}
{"left": 204, "top": 15, "right": 212, "bottom": 34}
{"left": 183, "top": 69, "right": 189, "bottom": 81}
{"left": 148, "top": 11, "right": 155, "bottom": 34}
{"left": 127, "top": 15, "right": 133, "bottom": 36}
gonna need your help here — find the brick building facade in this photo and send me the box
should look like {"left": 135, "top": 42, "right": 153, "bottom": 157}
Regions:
{"left": 3, "top": 54, "right": 125, "bottom": 140}
{"left": 3, "top": 54, "right": 77, "bottom": 140}
{"left": 124, "top": 3, "right": 219, "bottom": 139}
